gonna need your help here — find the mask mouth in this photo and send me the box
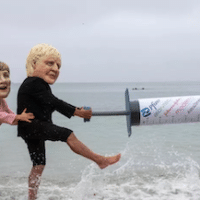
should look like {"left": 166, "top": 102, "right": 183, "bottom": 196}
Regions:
{"left": 49, "top": 72, "right": 57, "bottom": 78}
{"left": 0, "top": 85, "right": 8, "bottom": 90}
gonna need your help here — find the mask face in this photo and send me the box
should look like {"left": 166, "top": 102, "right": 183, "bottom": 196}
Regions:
{"left": 0, "top": 70, "right": 10, "bottom": 98}
{"left": 32, "top": 55, "right": 61, "bottom": 85}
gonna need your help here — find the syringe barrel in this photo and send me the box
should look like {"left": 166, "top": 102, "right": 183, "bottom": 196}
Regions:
{"left": 133, "top": 96, "right": 200, "bottom": 126}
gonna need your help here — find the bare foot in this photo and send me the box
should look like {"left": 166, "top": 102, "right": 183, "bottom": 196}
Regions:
{"left": 97, "top": 153, "right": 121, "bottom": 169}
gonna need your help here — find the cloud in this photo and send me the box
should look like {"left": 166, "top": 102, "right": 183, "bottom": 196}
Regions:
{"left": 1, "top": 0, "right": 200, "bottom": 82}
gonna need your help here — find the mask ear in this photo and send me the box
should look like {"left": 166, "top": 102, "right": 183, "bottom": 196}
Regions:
{"left": 32, "top": 60, "right": 37, "bottom": 69}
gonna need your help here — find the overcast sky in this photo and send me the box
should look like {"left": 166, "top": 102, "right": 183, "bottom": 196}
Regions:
{"left": 1, "top": 0, "right": 200, "bottom": 83}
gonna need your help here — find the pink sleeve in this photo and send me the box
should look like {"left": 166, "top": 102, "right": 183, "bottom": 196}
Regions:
{"left": 0, "top": 99, "right": 16, "bottom": 125}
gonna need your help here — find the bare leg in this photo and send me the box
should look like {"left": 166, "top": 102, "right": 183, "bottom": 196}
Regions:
{"left": 28, "top": 165, "right": 45, "bottom": 200}
{"left": 66, "top": 133, "right": 121, "bottom": 169}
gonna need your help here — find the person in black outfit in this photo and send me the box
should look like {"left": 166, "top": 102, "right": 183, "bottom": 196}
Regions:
{"left": 17, "top": 44, "right": 121, "bottom": 200}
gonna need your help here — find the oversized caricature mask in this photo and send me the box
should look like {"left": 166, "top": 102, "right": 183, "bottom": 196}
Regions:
{"left": 0, "top": 62, "right": 11, "bottom": 98}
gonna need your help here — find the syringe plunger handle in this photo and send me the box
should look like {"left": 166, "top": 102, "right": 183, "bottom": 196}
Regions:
{"left": 83, "top": 89, "right": 132, "bottom": 137}
{"left": 83, "top": 107, "right": 91, "bottom": 122}
{"left": 83, "top": 107, "right": 130, "bottom": 122}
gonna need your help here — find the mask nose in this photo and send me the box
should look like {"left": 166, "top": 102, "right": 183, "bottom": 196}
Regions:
{"left": 51, "top": 64, "right": 60, "bottom": 73}
{"left": 0, "top": 74, "right": 6, "bottom": 83}
{"left": 0, "top": 73, "right": 10, "bottom": 85}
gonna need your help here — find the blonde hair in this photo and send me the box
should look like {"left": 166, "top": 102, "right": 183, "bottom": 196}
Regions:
{"left": 26, "top": 43, "right": 61, "bottom": 76}
{"left": 0, "top": 62, "right": 10, "bottom": 73}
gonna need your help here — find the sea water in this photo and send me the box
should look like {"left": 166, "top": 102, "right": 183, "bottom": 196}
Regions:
{"left": 0, "top": 81, "right": 200, "bottom": 200}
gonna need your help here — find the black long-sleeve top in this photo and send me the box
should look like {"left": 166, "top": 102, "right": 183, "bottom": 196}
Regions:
{"left": 17, "top": 77, "right": 76, "bottom": 138}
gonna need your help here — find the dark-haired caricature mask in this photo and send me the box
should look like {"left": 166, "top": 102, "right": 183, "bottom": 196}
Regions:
{"left": 0, "top": 68, "right": 10, "bottom": 98}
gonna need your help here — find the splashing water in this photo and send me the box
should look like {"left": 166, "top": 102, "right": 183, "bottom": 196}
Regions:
{"left": 0, "top": 143, "right": 200, "bottom": 200}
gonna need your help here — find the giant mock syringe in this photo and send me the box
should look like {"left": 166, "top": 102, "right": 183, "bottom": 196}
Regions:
{"left": 84, "top": 89, "right": 200, "bottom": 137}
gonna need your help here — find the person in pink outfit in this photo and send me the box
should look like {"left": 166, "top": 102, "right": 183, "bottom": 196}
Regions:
{"left": 0, "top": 62, "right": 34, "bottom": 126}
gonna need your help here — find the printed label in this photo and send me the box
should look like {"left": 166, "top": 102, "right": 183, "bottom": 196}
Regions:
{"left": 139, "top": 96, "right": 200, "bottom": 125}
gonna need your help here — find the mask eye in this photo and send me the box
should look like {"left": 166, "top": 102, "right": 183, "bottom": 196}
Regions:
{"left": 47, "top": 61, "right": 54, "bottom": 66}
{"left": 3, "top": 72, "right": 9, "bottom": 79}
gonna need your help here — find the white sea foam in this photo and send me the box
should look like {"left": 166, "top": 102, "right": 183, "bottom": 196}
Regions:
{"left": 39, "top": 146, "right": 199, "bottom": 200}
{"left": 0, "top": 144, "right": 200, "bottom": 200}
